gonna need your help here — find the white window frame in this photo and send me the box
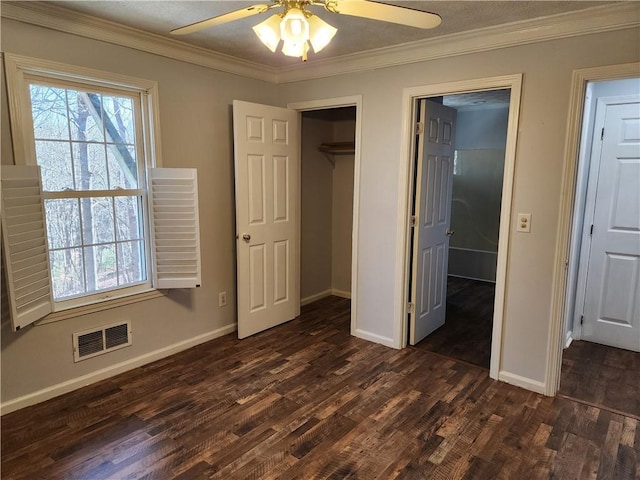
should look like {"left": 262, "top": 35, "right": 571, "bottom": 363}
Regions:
{"left": 4, "top": 53, "right": 166, "bottom": 322}
{"left": 5, "top": 54, "right": 163, "bottom": 169}
{"left": 28, "top": 77, "right": 152, "bottom": 309}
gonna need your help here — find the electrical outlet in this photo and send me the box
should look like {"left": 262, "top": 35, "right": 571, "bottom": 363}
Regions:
{"left": 517, "top": 213, "right": 532, "bottom": 233}
{"left": 218, "top": 291, "right": 227, "bottom": 307}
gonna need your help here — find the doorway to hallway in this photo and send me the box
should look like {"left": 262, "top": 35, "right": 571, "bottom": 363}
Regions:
{"left": 407, "top": 89, "right": 511, "bottom": 370}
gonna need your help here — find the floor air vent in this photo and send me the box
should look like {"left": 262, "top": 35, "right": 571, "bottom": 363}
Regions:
{"left": 73, "top": 321, "right": 132, "bottom": 362}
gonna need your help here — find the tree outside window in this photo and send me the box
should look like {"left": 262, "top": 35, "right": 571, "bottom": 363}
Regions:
{"left": 29, "top": 82, "right": 147, "bottom": 301}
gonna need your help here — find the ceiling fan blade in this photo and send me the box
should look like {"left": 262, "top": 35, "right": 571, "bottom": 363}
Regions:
{"left": 332, "top": 0, "right": 441, "bottom": 29}
{"left": 171, "top": 4, "right": 271, "bottom": 35}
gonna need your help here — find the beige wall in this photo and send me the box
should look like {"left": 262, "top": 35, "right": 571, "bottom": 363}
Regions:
{"left": 1, "top": 18, "right": 278, "bottom": 406}
{"left": 300, "top": 115, "right": 333, "bottom": 299}
{"left": 277, "top": 28, "right": 640, "bottom": 385}
{"left": 1, "top": 13, "right": 638, "bottom": 406}
{"left": 331, "top": 119, "right": 355, "bottom": 294}
{"left": 1, "top": 56, "right": 14, "bottom": 166}
{"left": 300, "top": 114, "right": 355, "bottom": 300}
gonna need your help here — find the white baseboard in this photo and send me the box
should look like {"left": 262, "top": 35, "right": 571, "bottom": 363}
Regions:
{"left": 301, "top": 289, "right": 352, "bottom": 306}
{"left": 1, "top": 323, "right": 237, "bottom": 415}
{"left": 331, "top": 289, "right": 351, "bottom": 299}
{"left": 447, "top": 274, "right": 496, "bottom": 284}
{"left": 498, "top": 371, "right": 547, "bottom": 395}
{"left": 300, "top": 290, "right": 332, "bottom": 306}
{"left": 565, "top": 330, "right": 573, "bottom": 349}
{"left": 353, "top": 328, "right": 396, "bottom": 349}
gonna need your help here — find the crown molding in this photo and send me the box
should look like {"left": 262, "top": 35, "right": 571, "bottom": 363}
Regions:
{"left": 1, "top": 2, "right": 638, "bottom": 85}
{"left": 0, "top": 1, "right": 279, "bottom": 83}
{"left": 276, "top": 2, "right": 640, "bottom": 83}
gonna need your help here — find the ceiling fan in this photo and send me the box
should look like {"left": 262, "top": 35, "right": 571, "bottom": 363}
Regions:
{"left": 170, "top": 1, "right": 441, "bottom": 61}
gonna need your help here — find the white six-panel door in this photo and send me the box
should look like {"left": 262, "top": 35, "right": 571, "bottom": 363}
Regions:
{"left": 233, "top": 100, "right": 299, "bottom": 339}
{"left": 410, "top": 100, "right": 457, "bottom": 345}
{"left": 582, "top": 97, "right": 640, "bottom": 352}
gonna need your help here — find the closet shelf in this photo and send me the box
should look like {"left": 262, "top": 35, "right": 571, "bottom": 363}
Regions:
{"left": 318, "top": 142, "right": 355, "bottom": 155}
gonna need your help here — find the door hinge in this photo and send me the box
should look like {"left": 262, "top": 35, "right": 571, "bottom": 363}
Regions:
{"left": 408, "top": 302, "right": 415, "bottom": 314}
{"left": 416, "top": 122, "right": 424, "bottom": 135}
{"left": 601, "top": 127, "right": 605, "bottom": 140}
{"left": 410, "top": 215, "right": 416, "bottom": 227}
{"left": 590, "top": 224, "right": 594, "bottom": 235}
{"left": 580, "top": 315, "right": 584, "bottom": 326}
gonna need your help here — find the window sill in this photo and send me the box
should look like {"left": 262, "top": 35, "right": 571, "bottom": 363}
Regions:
{"left": 34, "top": 289, "right": 166, "bottom": 326}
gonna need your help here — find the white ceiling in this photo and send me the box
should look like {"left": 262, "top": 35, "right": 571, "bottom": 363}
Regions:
{"left": 44, "top": 1, "right": 615, "bottom": 68}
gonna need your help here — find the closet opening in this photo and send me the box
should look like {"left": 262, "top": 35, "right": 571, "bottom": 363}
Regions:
{"left": 300, "top": 107, "right": 356, "bottom": 323}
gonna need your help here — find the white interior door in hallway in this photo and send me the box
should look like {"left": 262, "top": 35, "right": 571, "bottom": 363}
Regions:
{"left": 409, "top": 99, "right": 457, "bottom": 345}
{"left": 581, "top": 95, "right": 640, "bottom": 352}
{"left": 233, "top": 100, "right": 300, "bottom": 339}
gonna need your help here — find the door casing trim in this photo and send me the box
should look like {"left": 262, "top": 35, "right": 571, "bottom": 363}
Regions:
{"left": 396, "top": 74, "right": 523, "bottom": 382}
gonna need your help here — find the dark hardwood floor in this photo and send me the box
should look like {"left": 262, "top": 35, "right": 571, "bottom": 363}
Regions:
{"left": 560, "top": 340, "right": 640, "bottom": 419}
{"left": 2, "top": 296, "right": 639, "bottom": 479}
{"left": 413, "top": 276, "right": 494, "bottom": 369}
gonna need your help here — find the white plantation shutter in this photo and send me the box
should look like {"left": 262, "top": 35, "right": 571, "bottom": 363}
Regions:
{"left": 149, "top": 168, "right": 202, "bottom": 289}
{"left": 1, "top": 165, "right": 53, "bottom": 330}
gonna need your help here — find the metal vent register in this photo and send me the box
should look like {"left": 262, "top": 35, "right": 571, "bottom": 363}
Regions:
{"left": 73, "top": 322, "right": 132, "bottom": 362}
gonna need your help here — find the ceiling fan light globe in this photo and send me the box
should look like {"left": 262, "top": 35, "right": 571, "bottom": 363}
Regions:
{"left": 281, "top": 39, "right": 309, "bottom": 59}
{"left": 252, "top": 14, "right": 282, "bottom": 52}
{"left": 308, "top": 15, "right": 337, "bottom": 53}
{"left": 280, "top": 8, "right": 309, "bottom": 44}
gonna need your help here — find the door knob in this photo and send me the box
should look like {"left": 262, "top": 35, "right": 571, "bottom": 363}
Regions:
{"left": 242, "top": 233, "right": 251, "bottom": 242}
{"left": 446, "top": 229, "right": 454, "bottom": 236}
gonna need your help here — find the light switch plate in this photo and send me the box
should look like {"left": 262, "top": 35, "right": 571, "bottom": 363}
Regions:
{"left": 517, "top": 213, "right": 532, "bottom": 233}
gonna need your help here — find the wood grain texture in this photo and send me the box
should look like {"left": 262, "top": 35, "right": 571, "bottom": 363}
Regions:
{"left": 2, "top": 296, "right": 639, "bottom": 479}
{"left": 412, "top": 277, "right": 494, "bottom": 369}
{"left": 560, "top": 340, "right": 640, "bottom": 419}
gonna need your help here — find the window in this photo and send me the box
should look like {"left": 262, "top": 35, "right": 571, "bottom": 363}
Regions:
{"left": 29, "top": 80, "right": 149, "bottom": 306}
{"left": 453, "top": 150, "right": 461, "bottom": 175}
{"left": 2, "top": 54, "right": 201, "bottom": 330}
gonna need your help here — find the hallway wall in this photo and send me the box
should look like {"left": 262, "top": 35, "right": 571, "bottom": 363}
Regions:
{"left": 448, "top": 105, "right": 509, "bottom": 282}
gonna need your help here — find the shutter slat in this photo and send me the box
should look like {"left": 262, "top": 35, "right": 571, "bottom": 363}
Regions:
{"left": 11, "top": 261, "right": 49, "bottom": 281}
{"left": 149, "top": 168, "right": 201, "bottom": 289}
{"left": 8, "top": 228, "right": 46, "bottom": 246}
{"left": 10, "top": 245, "right": 47, "bottom": 263}
{"left": 15, "top": 278, "right": 51, "bottom": 299}
{"left": 152, "top": 220, "right": 195, "bottom": 228}
{"left": 3, "top": 204, "right": 44, "bottom": 220}
{"left": 13, "top": 269, "right": 50, "bottom": 291}
{"left": 4, "top": 195, "right": 45, "bottom": 208}
{"left": 1, "top": 178, "right": 39, "bottom": 189}
{"left": 8, "top": 237, "right": 48, "bottom": 254}
{"left": 157, "top": 269, "right": 198, "bottom": 276}
{"left": 2, "top": 186, "right": 41, "bottom": 198}
{"left": 8, "top": 220, "right": 46, "bottom": 236}
{"left": 1, "top": 165, "right": 54, "bottom": 330}
{"left": 11, "top": 252, "right": 48, "bottom": 270}
{"left": 154, "top": 240, "right": 196, "bottom": 247}
{"left": 15, "top": 285, "right": 51, "bottom": 309}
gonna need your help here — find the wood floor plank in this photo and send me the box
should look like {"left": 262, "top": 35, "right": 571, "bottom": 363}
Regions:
{"left": 2, "top": 295, "right": 639, "bottom": 479}
{"left": 597, "top": 417, "right": 624, "bottom": 480}
{"left": 413, "top": 277, "right": 494, "bottom": 369}
{"left": 560, "top": 340, "right": 640, "bottom": 418}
